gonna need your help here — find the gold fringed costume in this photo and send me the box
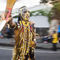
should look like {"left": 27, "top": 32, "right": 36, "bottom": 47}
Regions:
{"left": 12, "top": 7, "right": 36, "bottom": 60}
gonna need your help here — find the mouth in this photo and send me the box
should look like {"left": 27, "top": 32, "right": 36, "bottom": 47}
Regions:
{"left": 26, "top": 15, "right": 30, "bottom": 18}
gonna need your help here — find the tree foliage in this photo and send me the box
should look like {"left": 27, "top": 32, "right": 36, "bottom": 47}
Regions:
{"left": 50, "top": 2, "right": 60, "bottom": 19}
{"left": 40, "top": 0, "right": 48, "bottom": 3}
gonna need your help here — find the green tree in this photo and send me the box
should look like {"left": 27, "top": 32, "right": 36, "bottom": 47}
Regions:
{"left": 50, "top": 2, "right": 60, "bottom": 19}
{"left": 40, "top": 0, "right": 48, "bottom": 3}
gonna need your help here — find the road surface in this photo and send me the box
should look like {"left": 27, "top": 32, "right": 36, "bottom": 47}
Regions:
{"left": 0, "top": 46, "right": 60, "bottom": 60}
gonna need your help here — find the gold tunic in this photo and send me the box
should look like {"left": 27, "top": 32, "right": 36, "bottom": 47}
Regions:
{"left": 12, "top": 20, "right": 35, "bottom": 60}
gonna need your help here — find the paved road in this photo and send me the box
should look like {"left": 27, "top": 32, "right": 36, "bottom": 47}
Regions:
{"left": 0, "top": 46, "right": 13, "bottom": 60}
{"left": 35, "top": 49, "right": 60, "bottom": 60}
{"left": 0, "top": 46, "right": 60, "bottom": 60}
{"left": 0, "top": 38, "right": 60, "bottom": 50}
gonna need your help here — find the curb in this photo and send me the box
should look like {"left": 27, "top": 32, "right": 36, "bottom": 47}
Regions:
{"left": 36, "top": 46, "right": 60, "bottom": 50}
{"left": 0, "top": 43, "right": 60, "bottom": 50}
{"left": 0, "top": 43, "right": 14, "bottom": 47}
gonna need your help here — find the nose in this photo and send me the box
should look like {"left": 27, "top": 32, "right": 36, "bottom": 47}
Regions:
{"left": 26, "top": 12, "right": 30, "bottom": 17}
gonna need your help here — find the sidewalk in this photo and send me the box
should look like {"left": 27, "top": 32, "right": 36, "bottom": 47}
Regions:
{"left": 0, "top": 38, "right": 60, "bottom": 50}
{"left": 0, "top": 38, "right": 15, "bottom": 46}
{"left": 36, "top": 43, "right": 60, "bottom": 50}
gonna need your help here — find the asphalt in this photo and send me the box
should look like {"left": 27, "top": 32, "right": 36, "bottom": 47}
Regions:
{"left": 0, "top": 38, "right": 60, "bottom": 50}
{"left": 1, "top": 48, "right": 60, "bottom": 60}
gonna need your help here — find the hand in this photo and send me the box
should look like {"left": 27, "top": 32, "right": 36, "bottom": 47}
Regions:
{"left": 1, "top": 13, "right": 12, "bottom": 23}
{"left": 6, "top": 17, "right": 12, "bottom": 23}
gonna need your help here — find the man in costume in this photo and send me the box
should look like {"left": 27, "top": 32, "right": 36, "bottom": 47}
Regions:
{"left": 12, "top": 7, "right": 36, "bottom": 60}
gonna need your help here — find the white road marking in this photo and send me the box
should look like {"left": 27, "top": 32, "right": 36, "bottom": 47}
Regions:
{"left": 0, "top": 47, "right": 60, "bottom": 54}
{"left": 0, "top": 47, "right": 13, "bottom": 50}
{"left": 35, "top": 50, "right": 60, "bottom": 53}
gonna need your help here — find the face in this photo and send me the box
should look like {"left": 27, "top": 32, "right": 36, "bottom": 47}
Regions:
{"left": 23, "top": 11, "right": 30, "bottom": 21}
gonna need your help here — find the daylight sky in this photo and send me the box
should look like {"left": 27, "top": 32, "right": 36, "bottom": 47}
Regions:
{"left": 0, "top": 0, "right": 40, "bottom": 11}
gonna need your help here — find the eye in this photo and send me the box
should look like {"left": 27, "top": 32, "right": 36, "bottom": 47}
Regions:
{"left": 23, "top": 11, "right": 30, "bottom": 13}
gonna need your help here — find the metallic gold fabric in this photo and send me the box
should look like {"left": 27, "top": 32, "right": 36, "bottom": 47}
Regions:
{"left": 12, "top": 21, "right": 35, "bottom": 60}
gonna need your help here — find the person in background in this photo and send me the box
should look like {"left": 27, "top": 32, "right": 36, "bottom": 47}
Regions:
{"left": 0, "top": 32, "right": 3, "bottom": 38}
{"left": 52, "top": 31, "right": 58, "bottom": 51}
{"left": 43, "top": 36, "right": 48, "bottom": 43}
{"left": 1, "top": 13, "right": 13, "bottom": 38}
{"left": 0, "top": 17, "right": 3, "bottom": 38}
{"left": 0, "top": 13, "right": 11, "bottom": 38}
{"left": 57, "top": 23, "right": 60, "bottom": 42}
